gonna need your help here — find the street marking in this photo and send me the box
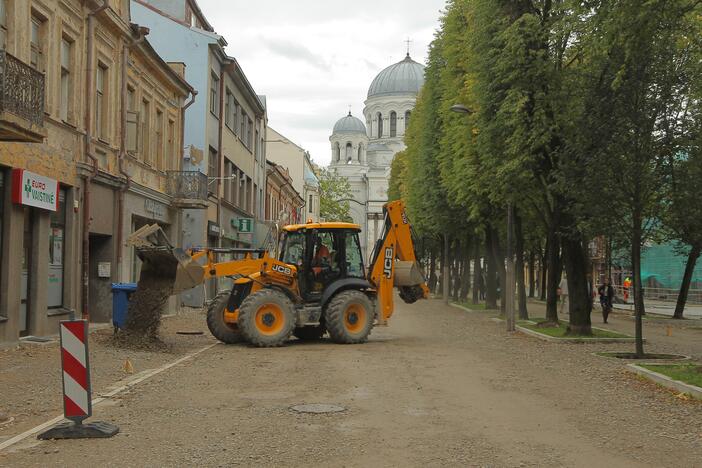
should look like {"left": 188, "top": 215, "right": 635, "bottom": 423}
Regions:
{"left": 0, "top": 342, "right": 217, "bottom": 452}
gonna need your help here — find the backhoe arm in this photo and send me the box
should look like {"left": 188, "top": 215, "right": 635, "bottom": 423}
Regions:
{"left": 368, "top": 200, "right": 429, "bottom": 324}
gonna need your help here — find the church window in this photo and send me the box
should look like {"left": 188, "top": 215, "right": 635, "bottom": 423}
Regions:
{"left": 377, "top": 112, "right": 383, "bottom": 138}
{"left": 390, "top": 112, "right": 397, "bottom": 137}
{"left": 358, "top": 144, "right": 363, "bottom": 163}
{"left": 405, "top": 111, "right": 411, "bottom": 130}
{"left": 335, "top": 142, "right": 341, "bottom": 162}
{"left": 346, "top": 143, "right": 353, "bottom": 163}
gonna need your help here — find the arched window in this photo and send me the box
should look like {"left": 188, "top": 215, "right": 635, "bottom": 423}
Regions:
{"left": 335, "top": 142, "right": 341, "bottom": 162}
{"left": 358, "top": 143, "right": 363, "bottom": 163}
{"left": 346, "top": 142, "right": 353, "bottom": 163}
{"left": 377, "top": 112, "right": 383, "bottom": 138}
{"left": 405, "top": 110, "right": 411, "bottom": 131}
{"left": 390, "top": 111, "right": 397, "bottom": 137}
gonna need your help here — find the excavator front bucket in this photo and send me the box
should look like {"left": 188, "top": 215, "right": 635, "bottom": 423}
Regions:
{"left": 128, "top": 224, "right": 205, "bottom": 295}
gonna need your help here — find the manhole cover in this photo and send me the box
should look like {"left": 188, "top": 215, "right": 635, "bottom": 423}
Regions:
{"left": 290, "top": 404, "right": 346, "bottom": 414}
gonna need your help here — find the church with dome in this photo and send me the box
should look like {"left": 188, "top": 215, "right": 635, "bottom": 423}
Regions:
{"left": 329, "top": 53, "right": 425, "bottom": 260}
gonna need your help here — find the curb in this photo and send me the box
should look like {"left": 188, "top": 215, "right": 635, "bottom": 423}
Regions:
{"left": 515, "top": 324, "right": 639, "bottom": 343}
{"left": 628, "top": 364, "right": 702, "bottom": 399}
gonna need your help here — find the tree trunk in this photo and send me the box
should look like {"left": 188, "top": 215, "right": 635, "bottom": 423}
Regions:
{"left": 545, "top": 225, "right": 561, "bottom": 323}
{"left": 485, "top": 229, "right": 498, "bottom": 309}
{"left": 491, "top": 227, "right": 507, "bottom": 315}
{"left": 460, "top": 236, "right": 471, "bottom": 301}
{"left": 528, "top": 250, "right": 535, "bottom": 298}
{"left": 473, "top": 242, "right": 481, "bottom": 305}
{"left": 429, "top": 245, "right": 437, "bottom": 293}
{"left": 631, "top": 220, "right": 645, "bottom": 357}
{"left": 515, "top": 213, "right": 528, "bottom": 320}
{"left": 561, "top": 233, "right": 592, "bottom": 336}
{"left": 673, "top": 244, "right": 700, "bottom": 319}
{"left": 540, "top": 240, "right": 548, "bottom": 301}
{"left": 452, "top": 238, "right": 461, "bottom": 301}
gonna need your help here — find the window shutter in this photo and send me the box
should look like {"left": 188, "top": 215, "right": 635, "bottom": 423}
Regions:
{"left": 126, "top": 111, "right": 139, "bottom": 153}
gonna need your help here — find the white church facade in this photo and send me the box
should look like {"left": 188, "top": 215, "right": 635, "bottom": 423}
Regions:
{"left": 328, "top": 53, "right": 425, "bottom": 261}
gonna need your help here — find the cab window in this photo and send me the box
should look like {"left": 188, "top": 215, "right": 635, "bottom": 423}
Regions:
{"left": 344, "top": 232, "right": 365, "bottom": 278}
{"left": 280, "top": 231, "right": 305, "bottom": 266}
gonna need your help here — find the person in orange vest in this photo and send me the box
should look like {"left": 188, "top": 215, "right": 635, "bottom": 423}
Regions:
{"left": 623, "top": 277, "right": 632, "bottom": 302}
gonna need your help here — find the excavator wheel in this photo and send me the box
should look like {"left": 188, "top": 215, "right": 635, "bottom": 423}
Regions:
{"left": 325, "top": 290, "right": 374, "bottom": 344}
{"left": 293, "top": 325, "right": 326, "bottom": 341}
{"left": 238, "top": 289, "right": 295, "bottom": 347}
{"left": 206, "top": 291, "right": 243, "bottom": 344}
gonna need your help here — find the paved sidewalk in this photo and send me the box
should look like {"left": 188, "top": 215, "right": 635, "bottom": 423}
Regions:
{"left": 613, "top": 300, "right": 702, "bottom": 318}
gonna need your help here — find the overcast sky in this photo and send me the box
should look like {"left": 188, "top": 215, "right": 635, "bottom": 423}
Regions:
{"left": 198, "top": 0, "right": 447, "bottom": 166}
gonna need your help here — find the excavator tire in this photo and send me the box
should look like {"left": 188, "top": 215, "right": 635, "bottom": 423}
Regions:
{"left": 206, "top": 291, "right": 243, "bottom": 344}
{"left": 293, "top": 325, "right": 326, "bottom": 341}
{"left": 325, "top": 290, "right": 374, "bottom": 344}
{"left": 238, "top": 289, "right": 295, "bottom": 347}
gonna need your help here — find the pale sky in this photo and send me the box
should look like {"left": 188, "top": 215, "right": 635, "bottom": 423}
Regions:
{"left": 198, "top": 0, "right": 447, "bottom": 166}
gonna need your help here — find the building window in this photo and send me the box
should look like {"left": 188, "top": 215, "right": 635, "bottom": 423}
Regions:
{"left": 358, "top": 143, "right": 363, "bottom": 162}
{"left": 30, "top": 13, "right": 46, "bottom": 71}
{"left": 405, "top": 110, "right": 411, "bottom": 130}
{"left": 155, "top": 109, "right": 164, "bottom": 170}
{"left": 247, "top": 117, "right": 253, "bottom": 149}
{"left": 233, "top": 99, "right": 240, "bottom": 135}
{"left": 390, "top": 111, "right": 397, "bottom": 137}
{"left": 335, "top": 142, "right": 340, "bottom": 162}
{"left": 0, "top": 0, "right": 7, "bottom": 49}
{"left": 223, "top": 161, "right": 232, "bottom": 202}
{"left": 377, "top": 112, "right": 383, "bottom": 138}
{"left": 240, "top": 110, "right": 247, "bottom": 141}
{"left": 48, "top": 189, "right": 67, "bottom": 308}
{"left": 246, "top": 176, "right": 252, "bottom": 212}
{"left": 210, "top": 73, "right": 219, "bottom": 116}
{"left": 141, "top": 99, "right": 150, "bottom": 163}
{"left": 224, "top": 88, "right": 232, "bottom": 128}
{"left": 60, "top": 38, "right": 73, "bottom": 123}
{"left": 308, "top": 194, "right": 313, "bottom": 214}
{"left": 167, "top": 119, "right": 175, "bottom": 171}
{"left": 254, "top": 129, "right": 259, "bottom": 161}
{"left": 96, "top": 64, "right": 109, "bottom": 140}
{"left": 208, "top": 147, "right": 219, "bottom": 193}
{"left": 253, "top": 183, "right": 258, "bottom": 216}
{"left": 238, "top": 171, "right": 246, "bottom": 209}
{"left": 346, "top": 143, "right": 353, "bottom": 163}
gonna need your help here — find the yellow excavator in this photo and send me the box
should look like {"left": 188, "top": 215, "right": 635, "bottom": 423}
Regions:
{"left": 128, "top": 200, "right": 428, "bottom": 347}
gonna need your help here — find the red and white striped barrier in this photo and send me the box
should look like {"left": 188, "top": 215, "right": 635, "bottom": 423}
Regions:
{"left": 60, "top": 320, "right": 92, "bottom": 422}
{"left": 37, "top": 320, "right": 118, "bottom": 439}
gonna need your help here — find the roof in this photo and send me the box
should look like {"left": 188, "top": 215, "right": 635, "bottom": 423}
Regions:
{"left": 304, "top": 164, "right": 319, "bottom": 188}
{"left": 333, "top": 112, "right": 367, "bottom": 134}
{"left": 283, "top": 222, "right": 361, "bottom": 232}
{"left": 367, "top": 54, "right": 425, "bottom": 99}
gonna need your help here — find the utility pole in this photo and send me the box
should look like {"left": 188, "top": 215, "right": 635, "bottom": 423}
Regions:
{"left": 506, "top": 203, "right": 515, "bottom": 331}
{"left": 443, "top": 234, "right": 450, "bottom": 305}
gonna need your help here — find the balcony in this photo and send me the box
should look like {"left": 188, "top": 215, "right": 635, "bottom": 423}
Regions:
{"left": 0, "top": 50, "right": 46, "bottom": 142}
{"left": 167, "top": 171, "right": 209, "bottom": 209}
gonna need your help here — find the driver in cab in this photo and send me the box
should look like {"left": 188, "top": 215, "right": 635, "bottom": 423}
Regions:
{"left": 312, "top": 239, "right": 331, "bottom": 277}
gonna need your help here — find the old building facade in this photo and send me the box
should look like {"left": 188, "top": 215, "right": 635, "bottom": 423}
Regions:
{"left": 0, "top": 0, "right": 193, "bottom": 344}
{"left": 266, "top": 126, "right": 320, "bottom": 224}
{"left": 266, "top": 160, "right": 303, "bottom": 227}
{"left": 131, "top": 0, "right": 268, "bottom": 306}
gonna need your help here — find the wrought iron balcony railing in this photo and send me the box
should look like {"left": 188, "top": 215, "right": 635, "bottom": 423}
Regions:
{"left": 0, "top": 50, "right": 45, "bottom": 141}
{"left": 167, "top": 171, "right": 208, "bottom": 208}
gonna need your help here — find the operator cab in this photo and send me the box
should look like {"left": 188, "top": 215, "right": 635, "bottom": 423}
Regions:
{"left": 278, "top": 223, "right": 365, "bottom": 301}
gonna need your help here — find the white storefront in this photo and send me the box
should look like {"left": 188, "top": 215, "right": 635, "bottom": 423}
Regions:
{"left": 328, "top": 53, "right": 425, "bottom": 261}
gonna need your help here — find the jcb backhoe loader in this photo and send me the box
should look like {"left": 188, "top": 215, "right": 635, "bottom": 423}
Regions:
{"left": 128, "top": 200, "right": 429, "bottom": 347}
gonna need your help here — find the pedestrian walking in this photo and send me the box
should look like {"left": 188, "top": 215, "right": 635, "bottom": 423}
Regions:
{"left": 559, "top": 275, "right": 569, "bottom": 315}
{"left": 598, "top": 277, "right": 615, "bottom": 323}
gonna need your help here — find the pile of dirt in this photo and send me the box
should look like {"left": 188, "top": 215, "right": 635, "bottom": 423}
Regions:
{"left": 121, "top": 273, "right": 173, "bottom": 345}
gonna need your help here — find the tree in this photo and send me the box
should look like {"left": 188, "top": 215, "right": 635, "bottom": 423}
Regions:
{"left": 318, "top": 168, "right": 353, "bottom": 222}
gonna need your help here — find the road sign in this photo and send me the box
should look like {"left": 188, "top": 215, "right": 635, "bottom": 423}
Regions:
{"left": 238, "top": 218, "right": 253, "bottom": 233}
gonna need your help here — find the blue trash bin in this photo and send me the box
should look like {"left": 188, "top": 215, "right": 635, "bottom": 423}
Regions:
{"left": 111, "top": 283, "right": 138, "bottom": 329}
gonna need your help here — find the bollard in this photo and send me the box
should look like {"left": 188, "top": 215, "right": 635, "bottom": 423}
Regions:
{"left": 37, "top": 320, "right": 119, "bottom": 440}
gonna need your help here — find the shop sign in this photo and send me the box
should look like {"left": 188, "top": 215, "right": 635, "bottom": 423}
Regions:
{"left": 237, "top": 218, "right": 254, "bottom": 233}
{"left": 208, "top": 221, "right": 221, "bottom": 237}
{"left": 11, "top": 169, "right": 59, "bottom": 212}
{"left": 145, "top": 199, "right": 167, "bottom": 221}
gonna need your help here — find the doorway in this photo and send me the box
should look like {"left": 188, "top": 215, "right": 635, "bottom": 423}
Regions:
{"left": 20, "top": 208, "right": 33, "bottom": 336}
{"left": 88, "top": 234, "right": 113, "bottom": 323}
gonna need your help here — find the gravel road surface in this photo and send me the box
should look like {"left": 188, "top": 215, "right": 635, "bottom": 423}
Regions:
{"left": 1, "top": 299, "right": 700, "bottom": 467}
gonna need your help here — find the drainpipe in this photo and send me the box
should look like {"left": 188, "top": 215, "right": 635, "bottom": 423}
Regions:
{"left": 116, "top": 25, "right": 148, "bottom": 281}
{"left": 82, "top": 0, "right": 109, "bottom": 321}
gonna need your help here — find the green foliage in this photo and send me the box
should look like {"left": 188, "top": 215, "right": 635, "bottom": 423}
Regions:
{"left": 318, "top": 168, "right": 353, "bottom": 223}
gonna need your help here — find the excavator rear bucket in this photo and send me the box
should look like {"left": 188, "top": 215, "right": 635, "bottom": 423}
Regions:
{"left": 393, "top": 260, "right": 426, "bottom": 287}
{"left": 128, "top": 224, "right": 205, "bottom": 295}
